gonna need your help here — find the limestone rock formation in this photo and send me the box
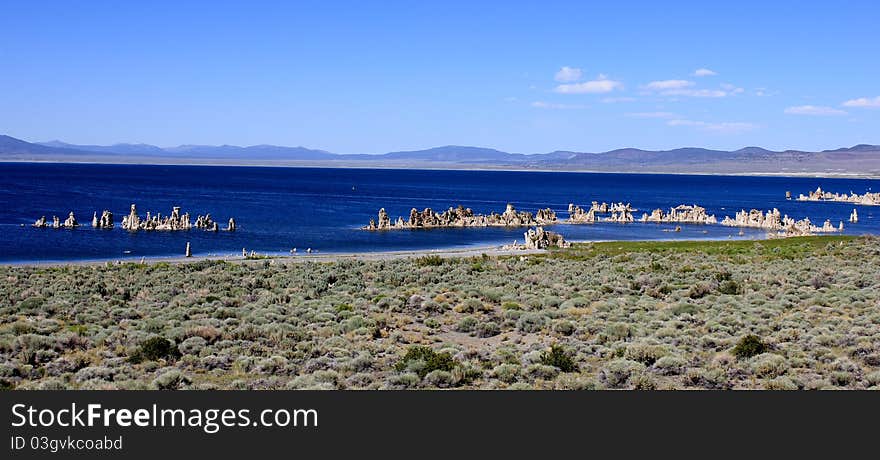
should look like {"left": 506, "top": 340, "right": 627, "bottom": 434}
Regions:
{"left": 365, "top": 204, "right": 552, "bottom": 230}
{"left": 92, "top": 210, "right": 114, "bottom": 228}
{"left": 522, "top": 227, "right": 571, "bottom": 249}
{"left": 63, "top": 212, "right": 79, "bottom": 228}
{"left": 797, "top": 187, "right": 880, "bottom": 206}
{"left": 566, "top": 201, "right": 636, "bottom": 224}
{"left": 120, "top": 204, "right": 230, "bottom": 232}
{"left": 850, "top": 209, "right": 859, "bottom": 223}
{"left": 639, "top": 204, "right": 717, "bottom": 224}
{"left": 567, "top": 203, "right": 596, "bottom": 223}
{"left": 32, "top": 216, "right": 48, "bottom": 228}
{"left": 721, "top": 208, "right": 843, "bottom": 237}
{"left": 225, "top": 218, "right": 237, "bottom": 231}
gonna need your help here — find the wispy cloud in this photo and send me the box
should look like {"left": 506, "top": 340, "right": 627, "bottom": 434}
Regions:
{"left": 626, "top": 111, "right": 676, "bottom": 119}
{"left": 554, "top": 75, "right": 623, "bottom": 94}
{"left": 667, "top": 119, "right": 758, "bottom": 134}
{"left": 784, "top": 105, "right": 847, "bottom": 116}
{"left": 554, "top": 66, "right": 583, "bottom": 83}
{"left": 842, "top": 96, "right": 880, "bottom": 108}
{"left": 720, "top": 83, "right": 744, "bottom": 94}
{"left": 601, "top": 96, "right": 636, "bottom": 103}
{"left": 531, "top": 101, "right": 587, "bottom": 110}
{"left": 642, "top": 79, "right": 737, "bottom": 98}
{"left": 644, "top": 80, "right": 694, "bottom": 91}
{"left": 662, "top": 88, "right": 729, "bottom": 98}
{"left": 693, "top": 68, "right": 718, "bottom": 77}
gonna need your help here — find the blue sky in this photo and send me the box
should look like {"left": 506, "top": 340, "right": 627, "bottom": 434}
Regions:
{"left": 1, "top": 1, "right": 878, "bottom": 153}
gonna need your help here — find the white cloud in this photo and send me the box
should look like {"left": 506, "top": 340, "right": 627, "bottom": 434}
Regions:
{"left": 601, "top": 96, "right": 636, "bottom": 103}
{"left": 626, "top": 111, "right": 676, "bottom": 119}
{"left": 693, "top": 68, "right": 718, "bottom": 77}
{"left": 662, "top": 88, "right": 729, "bottom": 98}
{"left": 642, "top": 80, "right": 736, "bottom": 98}
{"left": 554, "top": 75, "right": 623, "bottom": 94}
{"left": 720, "top": 83, "right": 744, "bottom": 94}
{"left": 667, "top": 119, "right": 758, "bottom": 134}
{"left": 842, "top": 96, "right": 880, "bottom": 108}
{"left": 531, "top": 101, "right": 587, "bottom": 110}
{"left": 784, "top": 105, "right": 848, "bottom": 116}
{"left": 644, "top": 80, "right": 694, "bottom": 91}
{"left": 554, "top": 66, "right": 583, "bottom": 82}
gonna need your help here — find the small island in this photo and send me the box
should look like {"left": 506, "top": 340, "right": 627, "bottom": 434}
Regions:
{"left": 721, "top": 208, "right": 843, "bottom": 237}
{"left": 796, "top": 187, "right": 880, "bottom": 206}
{"left": 365, "top": 203, "right": 556, "bottom": 230}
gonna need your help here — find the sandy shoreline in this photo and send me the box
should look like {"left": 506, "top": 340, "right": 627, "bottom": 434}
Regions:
{"left": 1, "top": 244, "right": 549, "bottom": 268}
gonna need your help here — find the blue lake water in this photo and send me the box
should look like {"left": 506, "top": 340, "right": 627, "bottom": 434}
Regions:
{"left": 0, "top": 162, "right": 878, "bottom": 262}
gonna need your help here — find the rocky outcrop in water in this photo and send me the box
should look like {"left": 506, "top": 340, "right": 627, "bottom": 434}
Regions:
{"left": 721, "top": 208, "right": 843, "bottom": 237}
{"left": 34, "top": 213, "right": 81, "bottom": 228}
{"left": 566, "top": 201, "right": 637, "bottom": 224}
{"left": 62, "top": 212, "right": 79, "bottom": 228}
{"left": 640, "top": 204, "right": 717, "bottom": 224}
{"left": 92, "top": 210, "right": 114, "bottom": 228}
{"left": 225, "top": 218, "right": 237, "bottom": 232}
{"left": 567, "top": 203, "right": 596, "bottom": 223}
{"left": 365, "top": 204, "right": 555, "bottom": 230}
{"left": 120, "top": 204, "right": 229, "bottom": 232}
{"left": 797, "top": 187, "right": 880, "bottom": 206}
{"left": 850, "top": 209, "right": 859, "bottom": 223}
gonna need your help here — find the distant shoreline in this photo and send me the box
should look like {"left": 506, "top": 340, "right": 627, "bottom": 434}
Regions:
{"left": 2, "top": 159, "right": 879, "bottom": 180}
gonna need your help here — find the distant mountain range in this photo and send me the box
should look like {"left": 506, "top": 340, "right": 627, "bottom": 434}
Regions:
{"left": 2, "top": 134, "right": 880, "bottom": 176}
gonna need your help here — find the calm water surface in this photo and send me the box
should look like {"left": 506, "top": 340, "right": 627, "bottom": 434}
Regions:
{"left": 1, "top": 163, "right": 877, "bottom": 262}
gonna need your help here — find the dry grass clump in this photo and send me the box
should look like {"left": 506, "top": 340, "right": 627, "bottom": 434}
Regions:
{"left": 0, "top": 235, "right": 878, "bottom": 389}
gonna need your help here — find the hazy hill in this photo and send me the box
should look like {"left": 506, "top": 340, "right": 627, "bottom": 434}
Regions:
{"left": 3, "top": 134, "right": 880, "bottom": 176}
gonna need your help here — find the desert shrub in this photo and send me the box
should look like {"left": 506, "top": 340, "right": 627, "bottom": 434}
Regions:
{"left": 386, "top": 373, "right": 420, "bottom": 389}
{"left": 764, "top": 376, "right": 798, "bottom": 390}
{"left": 151, "top": 369, "right": 190, "bottom": 390}
{"left": 552, "top": 320, "right": 576, "bottom": 336}
{"left": 128, "top": 337, "right": 181, "bottom": 363}
{"left": 718, "top": 280, "right": 741, "bottom": 295}
{"left": 415, "top": 255, "right": 444, "bottom": 267}
{"left": 178, "top": 336, "right": 206, "bottom": 355}
{"left": 492, "top": 364, "right": 520, "bottom": 383}
{"left": 539, "top": 345, "right": 577, "bottom": 372}
{"left": 866, "top": 371, "right": 880, "bottom": 387}
{"left": 16, "top": 296, "right": 46, "bottom": 313}
{"left": 554, "top": 373, "right": 601, "bottom": 390}
{"left": 516, "top": 313, "right": 548, "bottom": 333}
{"left": 630, "top": 372, "right": 657, "bottom": 390}
{"left": 685, "top": 367, "right": 730, "bottom": 390}
{"left": 671, "top": 303, "right": 700, "bottom": 316}
{"left": 733, "top": 334, "right": 767, "bottom": 359}
{"left": 456, "top": 316, "right": 478, "bottom": 333}
{"left": 688, "top": 282, "right": 713, "bottom": 299}
{"left": 424, "top": 370, "right": 454, "bottom": 388}
{"left": 653, "top": 355, "right": 687, "bottom": 375}
{"left": 600, "top": 359, "right": 645, "bottom": 388}
{"left": 394, "top": 346, "right": 454, "bottom": 378}
{"left": 624, "top": 343, "right": 669, "bottom": 366}
{"left": 604, "top": 322, "right": 632, "bottom": 342}
{"left": 830, "top": 372, "right": 853, "bottom": 387}
{"left": 750, "top": 353, "right": 788, "bottom": 378}
{"left": 476, "top": 321, "right": 500, "bottom": 338}
{"left": 525, "top": 363, "right": 559, "bottom": 380}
